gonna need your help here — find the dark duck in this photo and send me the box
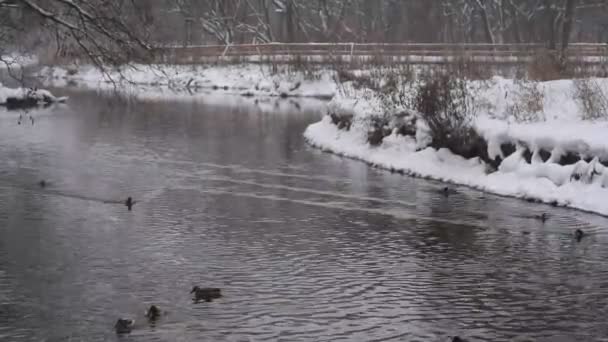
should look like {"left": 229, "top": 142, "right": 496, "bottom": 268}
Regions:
{"left": 114, "top": 318, "right": 134, "bottom": 334}
{"left": 575, "top": 229, "right": 584, "bottom": 242}
{"left": 442, "top": 187, "right": 457, "bottom": 196}
{"left": 191, "top": 286, "right": 222, "bottom": 303}
{"left": 534, "top": 213, "right": 547, "bottom": 223}
{"left": 125, "top": 197, "right": 136, "bottom": 211}
{"left": 146, "top": 305, "right": 161, "bottom": 321}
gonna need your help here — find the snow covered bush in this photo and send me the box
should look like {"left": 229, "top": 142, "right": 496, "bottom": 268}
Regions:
{"left": 364, "top": 110, "right": 419, "bottom": 147}
{"left": 573, "top": 78, "right": 608, "bottom": 120}
{"left": 327, "top": 102, "right": 354, "bottom": 130}
{"left": 412, "top": 73, "right": 484, "bottom": 159}
{"left": 505, "top": 80, "right": 546, "bottom": 123}
{"left": 366, "top": 115, "right": 391, "bottom": 146}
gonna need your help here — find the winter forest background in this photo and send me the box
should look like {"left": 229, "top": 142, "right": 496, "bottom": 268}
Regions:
{"left": 1, "top": 0, "right": 607, "bottom": 62}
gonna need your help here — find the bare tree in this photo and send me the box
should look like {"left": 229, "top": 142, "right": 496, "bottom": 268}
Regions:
{"left": 561, "top": 0, "right": 577, "bottom": 52}
{"left": 1, "top": 0, "right": 152, "bottom": 70}
{"left": 475, "top": 0, "right": 495, "bottom": 44}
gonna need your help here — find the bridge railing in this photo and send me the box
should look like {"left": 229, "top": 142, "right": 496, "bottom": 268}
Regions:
{"left": 149, "top": 43, "right": 608, "bottom": 65}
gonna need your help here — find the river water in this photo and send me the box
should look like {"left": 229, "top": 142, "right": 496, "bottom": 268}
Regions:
{"left": 1, "top": 89, "right": 608, "bottom": 342}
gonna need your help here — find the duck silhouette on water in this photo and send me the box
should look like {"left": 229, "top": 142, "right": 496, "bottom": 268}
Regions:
{"left": 191, "top": 286, "right": 222, "bottom": 303}
{"left": 452, "top": 337, "right": 468, "bottom": 342}
{"left": 146, "top": 305, "right": 161, "bottom": 321}
{"left": 125, "top": 197, "right": 136, "bottom": 211}
{"left": 575, "top": 229, "right": 584, "bottom": 242}
{"left": 114, "top": 318, "right": 134, "bottom": 334}
{"left": 534, "top": 213, "right": 548, "bottom": 223}
{"left": 442, "top": 187, "right": 458, "bottom": 197}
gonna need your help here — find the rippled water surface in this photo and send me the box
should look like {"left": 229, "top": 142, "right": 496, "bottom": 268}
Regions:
{"left": 1, "top": 90, "right": 608, "bottom": 341}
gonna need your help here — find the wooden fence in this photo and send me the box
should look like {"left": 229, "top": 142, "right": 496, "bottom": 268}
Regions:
{"left": 151, "top": 43, "right": 608, "bottom": 65}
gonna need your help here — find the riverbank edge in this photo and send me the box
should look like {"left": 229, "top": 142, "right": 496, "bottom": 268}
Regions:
{"left": 304, "top": 73, "right": 608, "bottom": 217}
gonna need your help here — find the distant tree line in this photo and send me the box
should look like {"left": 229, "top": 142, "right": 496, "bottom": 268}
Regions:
{"left": 1, "top": 0, "right": 607, "bottom": 65}
{"left": 164, "top": 0, "right": 606, "bottom": 49}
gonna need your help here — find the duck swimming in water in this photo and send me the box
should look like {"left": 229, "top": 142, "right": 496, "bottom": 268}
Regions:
{"left": 534, "top": 213, "right": 547, "bottom": 223}
{"left": 575, "top": 229, "right": 584, "bottom": 242}
{"left": 191, "top": 286, "right": 222, "bottom": 303}
{"left": 114, "top": 318, "right": 134, "bottom": 334}
{"left": 442, "top": 187, "right": 458, "bottom": 197}
{"left": 146, "top": 305, "right": 161, "bottom": 321}
{"left": 125, "top": 197, "right": 135, "bottom": 211}
{"left": 452, "top": 337, "right": 468, "bottom": 342}
{"left": 39, "top": 180, "right": 46, "bottom": 188}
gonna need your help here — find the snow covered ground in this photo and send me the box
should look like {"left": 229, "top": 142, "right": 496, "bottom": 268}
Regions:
{"left": 0, "top": 84, "right": 67, "bottom": 105}
{"left": 37, "top": 62, "right": 608, "bottom": 216}
{"left": 0, "top": 83, "right": 27, "bottom": 103}
{"left": 38, "top": 64, "right": 337, "bottom": 100}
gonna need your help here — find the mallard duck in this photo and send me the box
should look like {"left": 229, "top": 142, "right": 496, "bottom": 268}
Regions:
{"left": 575, "top": 229, "right": 584, "bottom": 242}
{"left": 442, "top": 187, "right": 456, "bottom": 196}
{"left": 114, "top": 318, "right": 134, "bottom": 334}
{"left": 146, "top": 305, "right": 161, "bottom": 320}
{"left": 125, "top": 197, "right": 136, "bottom": 211}
{"left": 191, "top": 286, "right": 222, "bottom": 302}
{"left": 452, "top": 337, "right": 468, "bottom": 342}
{"left": 39, "top": 180, "right": 46, "bottom": 188}
{"left": 534, "top": 213, "right": 547, "bottom": 223}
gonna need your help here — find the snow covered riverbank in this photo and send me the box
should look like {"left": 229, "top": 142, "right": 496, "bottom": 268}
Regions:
{"left": 39, "top": 62, "right": 608, "bottom": 216}
{"left": 305, "top": 75, "right": 608, "bottom": 216}
{"left": 0, "top": 84, "right": 68, "bottom": 109}
{"left": 305, "top": 116, "right": 608, "bottom": 216}
{"left": 39, "top": 64, "right": 337, "bottom": 100}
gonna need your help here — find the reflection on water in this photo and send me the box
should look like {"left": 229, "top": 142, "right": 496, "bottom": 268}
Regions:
{"left": 1, "top": 89, "right": 608, "bottom": 341}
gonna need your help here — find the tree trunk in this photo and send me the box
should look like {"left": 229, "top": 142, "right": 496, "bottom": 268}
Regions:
{"left": 544, "top": 0, "right": 556, "bottom": 49}
{"left": 498, "top": 0, "right": 505, "bottom": 43}
{"left": 476, "top": 0, "right": 495, "bottom": 44}
{"left": 561, "top": 0, "right": 577, "bottom": 52}
{"left": 509, "top": 1, "right": 522, "bottom": 43}
{"left": 363, "top": 0, "right": 376, "bottom": 42}
{"left": 286, "top": 0, "right": 295, "bottom": 42}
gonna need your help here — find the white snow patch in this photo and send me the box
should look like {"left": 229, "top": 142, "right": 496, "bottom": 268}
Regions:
{"left": 0, "top": 84, "right": 67, "bottom": 107}
{"left": 305, "top": 118, "right": 608, "bottom": 215}
{"left": 39, "top": 64, "right": 337, "bottom": 100}
{"left": 0, "top": 54, "right": 38, "bottom": 69}
{"left": 0, "top": 83, "right": 25, "bottom": 103}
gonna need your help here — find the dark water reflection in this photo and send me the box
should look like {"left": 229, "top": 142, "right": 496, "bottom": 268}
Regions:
{"left": 1, "top": 89, "right": 608, "bottom": 341}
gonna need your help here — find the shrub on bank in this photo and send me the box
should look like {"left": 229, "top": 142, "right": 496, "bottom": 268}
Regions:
{"left": 365, "top": 115, "right": 391, "bottom": 146}
{"left": 505, "top": 79, "right": 546, "bottom": 123}
{"left": 411, "top": 74, "right": 483, "bottom": 157}
{"left": 327, "top": 102, "right": 354, "bottom": 130}
{"left": 573, "top": 78, "right": 608, "bottom": 121}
